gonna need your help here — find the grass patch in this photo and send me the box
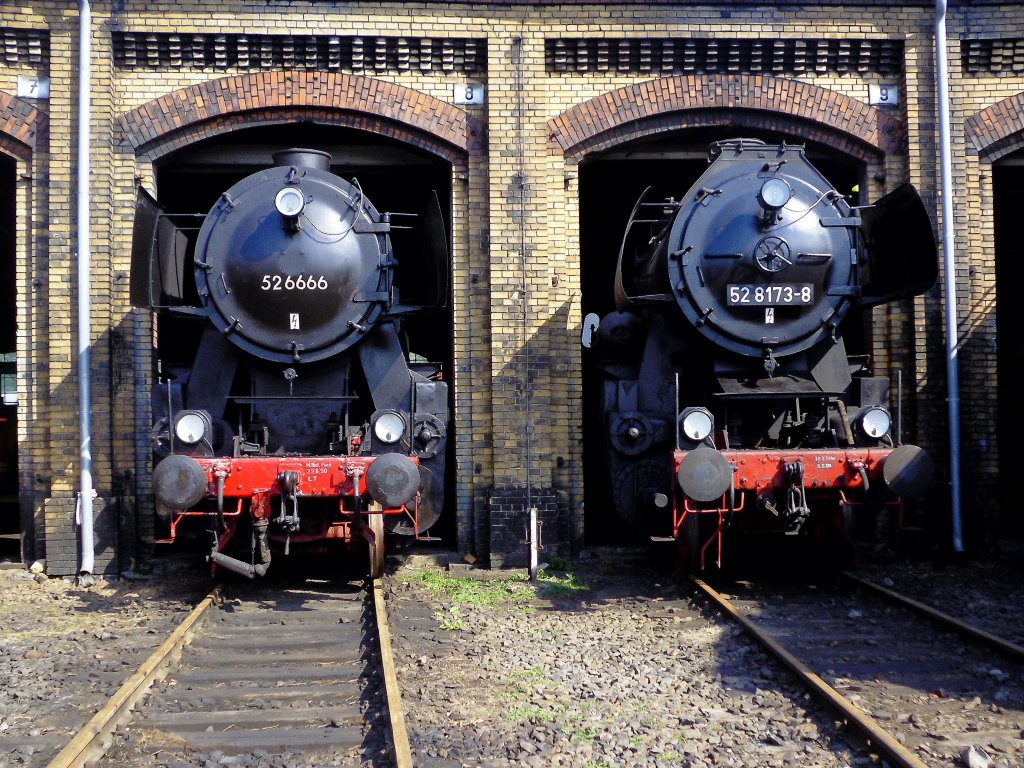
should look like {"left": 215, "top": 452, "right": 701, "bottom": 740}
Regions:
{"left": 498, "top": 667, "right": 558, "bottom": 697}
{"left": 571, "top": 726, "right": 597, "bottom": 743}
{"left": 532, "top": 556, "right": 590, "bottom": 598}
{"left": 497, "top": 666, "right": 560, "bottom": 720}
{"left": 537, "top": 568, "right": 590, "bottom": 598}
{"left": 545, "top": 554, "right": 576, "bottom": 571}
{"left": 506, "top": 703, "right": 555, "bottom": 724}
{"left": 412, "top": 570, "right": 534, "bottom": 607}
{"left": 507, "top": 667, "right": 547, "bottom": 685}
{"left": 433, "top": 606, "right": 465, "bottom": 630}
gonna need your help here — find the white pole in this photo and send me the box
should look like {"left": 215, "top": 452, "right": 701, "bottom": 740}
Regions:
{"left": 935, "top": 0, "right": 963, "bottom": 553}
{"left": 529, "top": 507, "right": 538, "bottom": 582}
{"left": 77, "top": 0, "right": 95, "bottom": 578}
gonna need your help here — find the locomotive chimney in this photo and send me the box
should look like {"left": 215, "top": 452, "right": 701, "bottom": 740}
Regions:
{"left": 272, "top": 148, "right": 332, "bottom": 172}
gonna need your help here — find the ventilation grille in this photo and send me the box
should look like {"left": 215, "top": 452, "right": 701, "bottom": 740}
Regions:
{"left": 963, "top": 38, "right": 1024, "bottom": 74}
{"left": 1, "top": 27, "right": 48, "bottom": 67}
{"left": 547, "top": 38, "right": 903, "bottom": 76}
{"left": 112, "top": 32, "right": 484, "bottom": 73}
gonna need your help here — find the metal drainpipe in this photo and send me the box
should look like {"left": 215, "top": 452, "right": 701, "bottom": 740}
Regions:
{"left": 77, "top": 0, "right": 95, "bottom": 577}
{"left": 511, "top": 34, "right": 536, "bottom": 577}
{"left": 935, "top": 0, "right": 963, "bottom": 553}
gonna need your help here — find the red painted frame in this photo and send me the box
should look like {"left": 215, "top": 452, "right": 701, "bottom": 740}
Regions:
{"left": 671, "top": 446, "right": 903, "bottom": 569}
{"left": 155, "top": 454, "right": 420, "bottom": 548}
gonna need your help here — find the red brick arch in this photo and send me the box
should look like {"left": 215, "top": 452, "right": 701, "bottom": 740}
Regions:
{"left": 116, "top": 72, "right": 477, "bottom": 162}
{"left": 0, "top": 90, "right": 47, "bottom": 161}
{"left": 966, "top": 92, "right": 1024, "bottom": 161}
{"left": 548, "top": 74, "right": 901, "bottom": 161}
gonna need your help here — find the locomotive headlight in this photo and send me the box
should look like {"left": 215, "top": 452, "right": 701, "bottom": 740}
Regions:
{"left": 274, "top": 187, "right": 306, "bottom": 218}
{"left": 680, "top": 407, "right": 714, "bottom": 442}
{"left": 757, "top": 178, "right": 792, "bottom": 210}
{"left": 858, "top": 406, "right": 892, "bottom": 439}
{"left": 372, "top": 411, "right": 406, "bottom": 444}
{"left": 173, "top": 410, "right": 211, "bottom": 445}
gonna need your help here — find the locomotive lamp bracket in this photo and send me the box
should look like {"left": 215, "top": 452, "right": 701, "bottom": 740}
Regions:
{"left": 694, "top": 187, "right": 722, "bottom": 206}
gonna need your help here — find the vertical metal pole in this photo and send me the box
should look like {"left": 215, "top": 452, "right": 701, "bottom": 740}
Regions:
{"left": 512, "top": 35, "right": 531, "bottom": 519}
{"left": 896, "top": 368, "right": 903, "bottom": 446}
{"left": 528, "top": 507, "right": 538, "bottom": 582}
{"left": 935, "top": 0, "right": 964, "bottom": 553}
{"left": 77, "top": 0, "right": 95, "bottom": 577}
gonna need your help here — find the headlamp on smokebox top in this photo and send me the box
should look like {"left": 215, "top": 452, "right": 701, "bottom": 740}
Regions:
{"left": 275, "top": 187, "right": 305, "bottom": 232}
{"left": 757, "top": 178, "right": 792, "bottom": 227}
{"left": 275, "top": 187, "right": 305, "bottom": 217}
{"left": 758, "top": 178, "right": 792, "bottom": 210}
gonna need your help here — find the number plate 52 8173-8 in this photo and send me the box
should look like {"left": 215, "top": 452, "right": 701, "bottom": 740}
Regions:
{"left": 726, "top": 284, "right": 813, "bottom": 306}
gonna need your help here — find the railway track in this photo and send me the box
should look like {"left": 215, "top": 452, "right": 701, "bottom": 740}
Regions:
{"left": 45, "top": 577, "right": 410, "bottom": 768}
{"left": 693, "top": 574, "right": 1024, "bottom": 767}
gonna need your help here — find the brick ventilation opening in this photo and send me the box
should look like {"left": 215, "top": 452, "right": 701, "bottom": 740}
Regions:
{"left": 546, "top": 38, "right": 903, "bottom": 76}
{"left": 0, "top": 27, "right": 48, "bottom": 68}
{"left": 113, "top": 33, "right": 485, "bottom": 74}
{"left": 963, "top": 38, "right": 1024, "bottom": 74}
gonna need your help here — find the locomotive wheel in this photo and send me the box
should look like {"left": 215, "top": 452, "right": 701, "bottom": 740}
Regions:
{"left": 368, "top": 513, "right": 385, "bottom": 578}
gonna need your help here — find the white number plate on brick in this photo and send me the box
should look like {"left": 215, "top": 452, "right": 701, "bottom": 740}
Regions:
{"left": 453, "top": 84, "right": 484, "bottom": 106}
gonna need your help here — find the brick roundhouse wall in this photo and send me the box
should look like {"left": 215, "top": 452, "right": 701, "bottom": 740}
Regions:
{"left": 1, "top": 0, "right": 1020, "bottom": 573}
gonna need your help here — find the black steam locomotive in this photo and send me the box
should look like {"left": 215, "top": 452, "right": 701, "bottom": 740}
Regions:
{"left": 131, "top": 148, "right": 449, "bottom": 577}
{"left": 595, "top": 139, "right": 937, "bottom": 569}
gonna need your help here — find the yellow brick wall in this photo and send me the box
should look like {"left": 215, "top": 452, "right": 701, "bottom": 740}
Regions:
{"left": 2, "top": 0, "right": 1020, "bottom": 570}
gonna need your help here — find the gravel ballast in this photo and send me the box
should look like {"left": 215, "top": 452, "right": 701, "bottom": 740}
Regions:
{"left": 0, "top": 559, "right": 208, "bottom": 767}
{"left": 388, "top": 549, "right": 870, "bottom": 768}
{"left": 4, "top": 543, "right": 1023, "bottom": 768}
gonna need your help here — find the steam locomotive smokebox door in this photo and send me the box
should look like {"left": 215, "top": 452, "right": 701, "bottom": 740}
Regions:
{"left": 192, "top": 163, "right": 390, "bottom": 364}
{"left": 668, "top": 145, "right": 859, "bottom": 358}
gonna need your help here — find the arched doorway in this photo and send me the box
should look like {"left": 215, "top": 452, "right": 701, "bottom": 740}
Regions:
{"left": 144, "top": 122, "right": 457, "bottom": 549}
{"left": 578, "top": 127, "right": 867, "bottom": 543}
{"left": 994, "top": 151, "right": 1024, "bottom": 537}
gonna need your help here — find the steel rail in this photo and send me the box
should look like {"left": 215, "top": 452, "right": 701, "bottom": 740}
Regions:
{"left": 47, "top": 585, "right": 221, "bottom": 768}
{"left": 691, "top": 578, "right": 930, "bottom": 768}
{"left": 840, "top": 571, "right": 1024, "bottom": 660}
{"left": 373, "top": 576, "right": 413, "bottom": 768}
